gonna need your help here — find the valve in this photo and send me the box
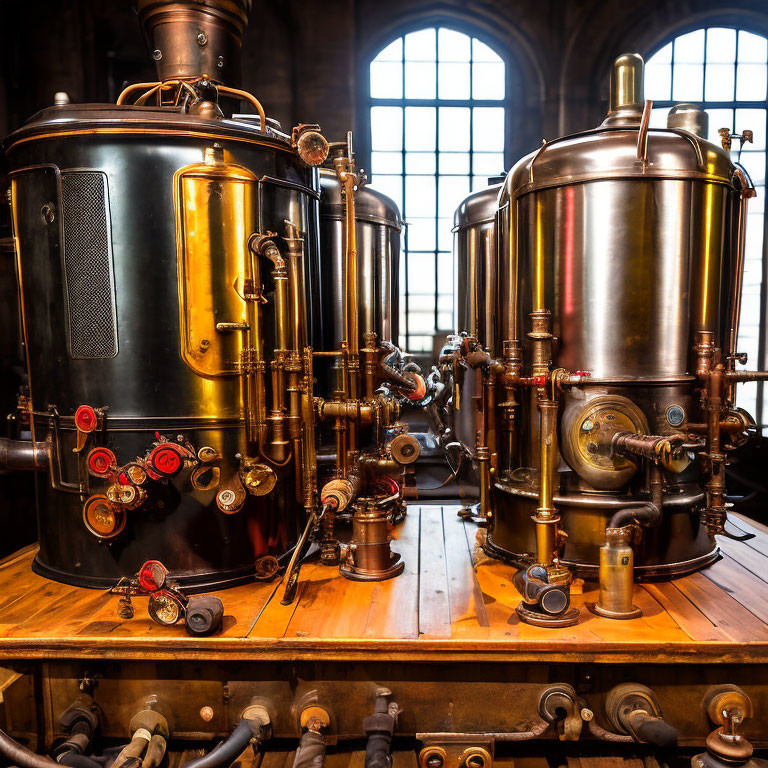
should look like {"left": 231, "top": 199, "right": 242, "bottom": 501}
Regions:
{"left": 538, "top": 684, "right": 583, "bottom": 741}
{"left": 693, "top": 685, "right": 756, "bottom": 768}
{"left": 604, "top": 683, "right": 678, "bottom": 748}
{"left": 363, "top": 688, "right": 400, "bottom": 768}
{"left": 512, "top": 564, "right": 578, "bottom": 627}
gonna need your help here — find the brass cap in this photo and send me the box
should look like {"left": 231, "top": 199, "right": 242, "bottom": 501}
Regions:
{"left": 603, "top": 53, "right": 644, "bottom": 126}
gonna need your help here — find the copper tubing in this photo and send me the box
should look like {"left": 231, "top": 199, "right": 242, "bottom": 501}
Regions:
{"left": 242, "top": 237, "right": 266, "bottom": 452}
{"left": 728, "top": 168, "right": 756, "bottom": 357}
{"left": 217, "top": 85, "right": 266, "bottom": 133}
{"left": 301, "top": 347, "right": 318, "bottom": 509}
{"left": 587, "top": 718, "right": 634, "bottom": 744}
{"left": 636, "top": 99, "right": 653, "bottom": 163}
{"left": 534, "top": 399, "right": 559, "bottom": 566}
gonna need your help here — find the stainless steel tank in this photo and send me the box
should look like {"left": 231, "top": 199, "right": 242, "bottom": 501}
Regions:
{"left": 450, "top": 54, "right": 762, "bottom": 581}
{"left": 318, "top": 166, "right": 401, "bottom": 351}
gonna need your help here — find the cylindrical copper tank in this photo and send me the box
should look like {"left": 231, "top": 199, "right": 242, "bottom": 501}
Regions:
{"left": 454, "top": 55, "right": 754, "bottom": 578}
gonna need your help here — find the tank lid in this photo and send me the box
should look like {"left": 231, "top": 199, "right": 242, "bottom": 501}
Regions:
{"left": 506, "top": 127, "right": 736, "bottom": 198}
{"left": 318, "top": 168, "right": 402, "bottom": 228}
{"left": 453, "top": 183, "right": 502, "bottom": 229}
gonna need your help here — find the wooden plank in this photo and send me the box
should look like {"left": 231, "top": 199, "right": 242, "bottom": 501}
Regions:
{"left": 418, "top": 505, "right": 451, "bottom": 637}
{"left": 441, "top": 508, "right": 489, "bottom": 638}
{"left": 674, "top": 571, "right": 768, "bottom": 642}
{"left": 362, "top": 506, "right": 420, "bottom": 639}
{"left": 702, "top": 553, "right": 768, "bottom": 624}
{"left": 715, "top": 534, "right": 768, "bottom": 585}
{"left": 642, "top": 581, "right": 729, "bottom": 641}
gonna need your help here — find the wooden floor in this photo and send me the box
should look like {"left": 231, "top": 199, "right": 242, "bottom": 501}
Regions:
{"left": 1, "top": 504, "right": 768, "bottom": 664}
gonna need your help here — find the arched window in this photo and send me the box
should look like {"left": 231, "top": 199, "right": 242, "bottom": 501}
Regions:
{"left": 646, "top": 27, "right": 768, "bottom": 426}
{"left": 367, "top": 27, "right": 507, "bottom": 353}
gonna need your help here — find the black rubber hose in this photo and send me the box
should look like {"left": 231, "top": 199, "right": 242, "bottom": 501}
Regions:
{"left": 363, "top": 709, "right": 395, "bottom": 768}
{"left": 608, "top": 502, "right": 660, "bottom": 530}
{"left": 0, "top": 727, "right": 58, "bottom": 768}
{"left": 182, "top": 719, "right": 254, "bottom": 768}
{"left": 628, "top": 712, "right": 679, "bottom": 749}
{"left": 57, "top": 752, "right": 104, "bottom": 768}
{"left": 291, "top": 731, "right": 326, "bottom": 768}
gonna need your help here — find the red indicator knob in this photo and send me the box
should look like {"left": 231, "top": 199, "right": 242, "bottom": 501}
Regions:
{"left": 531, "top": 375, "right": 547, "bottom": 386}
{"left": 574, "top": 370, "right": 591, "bottom": 377}
{"left": 406, "top": 373, "right": 428, "bottom": 401}
{"left": 87, "top": 447, "right": 116, "bottom": 478}
{"left": 138, "top": 560, "right": 168, "bottom": 592}
{"left": 75, "top": 405, "right": 98, "bottom": 433}
{"left": 148, "top": 444, "right": 183, "bottom": 477}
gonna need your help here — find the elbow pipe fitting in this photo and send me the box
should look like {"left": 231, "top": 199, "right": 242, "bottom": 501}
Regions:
{"left": 608, "top": 502, "right": 660, "bottom": 530}
{"left": 0, "top": 437, "right": 49, "bottom": 471}
{"left": 512, "top": 564, "right": 571, "bottom": 618}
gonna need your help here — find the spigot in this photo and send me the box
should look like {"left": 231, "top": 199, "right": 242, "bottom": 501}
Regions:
{"left": 604, "top": 684, "right": 678, "bottom": 748}
{"left": 538, "top": 684, "right": 583, "bottom": 741}
{"left": 694, "top": 686, "right": 756, "bottom": 768}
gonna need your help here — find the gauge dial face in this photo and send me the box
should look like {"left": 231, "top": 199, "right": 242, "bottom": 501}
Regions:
{"left": 83, "top": 495, "right": 126, "bottom": 539}
{"left": 148, "top": 591, "right": 183, "bottom": 625}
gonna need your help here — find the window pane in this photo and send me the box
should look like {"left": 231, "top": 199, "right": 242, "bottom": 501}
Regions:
{"left": 438, "top": 28, "right": 470, "bottom": 62}
{"left": 736, "top": 109, "right": 766, "bottom": 150}
{"left": 371, "top": 175, "right": 403, "bottom": 213}
{"left": 405, "top": 107, "right": 436, "bottom": 150}
{"left": 705, "top": 63, "right": 734, "bottom": 101}
{"left": 645, "top": 61, "right": 671, "bottom": 100}
{"left": 652, "top": 41, "right": 673, "bottom": 64}
{"left": 371, "top": 151, "right": 402, "bottom": 174}
{"left": 472, "top": 38, "right": 502, "bottom": 63}
{"left": 439, "top": 176, "right": 470, "bottom": 218}
{"left": 438, "top": 218, "right": 453, "bottom": 251}
{"left": 405, "top": 28, "right": 436, "bottom": 61}
{"left": 405, "top": 152, "right": 436, "bottom": 174}
{"left": 672, "top": 63, "right": 703, "bottom": 101}
{"left": 473, "top": 107, "right": 505, "bottom": 152}
{"left": 650, "top": 107, "right": 667, "bottom": 129}
{"left": 473, "top": 62, "right": 505, "bottom": 99}
{"left": 706, "top": 108, "right": 733, "bottom": 143}
{"left": 473, "top": 152, "right": 505, "bottom": 175}
{"left": 675, "top": 29, "right": 705, "bottom": 63}
{"left": 439, "top": 107, "right": 470, "bottom": 151}
{"left": 407, "top": 217, "right": 436, "bottom": 251}
{"left": 706, "top": 28, "right": 737, "bottom": 63}
{"left": 371, "top": 107, "right": 402, "bottom": 150}
{"left": 370, "top": 61, "right": 402, "bottom": 98}
{"left": 472, "top": 175, "right": 489, "bottom": 192}
{"left": 439, "top": 152, "right": 470, "bottom": 174}
{"left": 736, "top": 63, "right": 767, "bottom": 101}
{"left": 408, "top": 253, "right": 436, "bottom": 295}
{"left": 439, "top": 62, "right": 470, "bottom": 99}
{"left": 405, "top": 176, "right": 436, "bottom": 215}
{"left": 740, "top": 152, "right": 766, "bottom": 186}
{"left": 739, "top": 31, "right": 768, "bottom": 63}
{"left": 405, "top": 61, "right": 436, "bottom": 98}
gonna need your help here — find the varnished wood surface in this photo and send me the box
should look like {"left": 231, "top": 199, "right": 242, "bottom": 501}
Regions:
{"left": 1, "top": 505, "right": 768, "bottom": 663}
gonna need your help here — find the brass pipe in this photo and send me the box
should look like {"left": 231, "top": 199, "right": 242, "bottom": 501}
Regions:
{"left": 534, "top": 399, "right": 559, "bottom": 567}
{"left": 216, "top": 85, "right": 267, "bottom": 133}
{"left": 728, "top": 169, "right": 756, "bottom": 358}
{"left": 301, "top": 347, "right": 318, "bottom": 510}
{"left": 242, "top": 235, "right": 266, "bottom": 452}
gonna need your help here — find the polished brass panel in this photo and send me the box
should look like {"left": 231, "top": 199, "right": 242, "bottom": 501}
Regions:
{"left": 175, "top": 148, "right": 255, "bottom": 378}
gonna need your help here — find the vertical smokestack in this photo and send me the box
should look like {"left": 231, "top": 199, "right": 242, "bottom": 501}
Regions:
{"left": 136, "top": 0, "right": 251, "bottom": 87}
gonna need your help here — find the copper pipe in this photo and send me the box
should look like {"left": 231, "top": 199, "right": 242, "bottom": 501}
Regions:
{"left": 728, "top": 168, "right": 756, "bottom": 357}
{"left": 636, "top": 99, "right": 653, "bottom": 162}
{"left": 301, "top": 347, "right": 318, "bottom": 510}
{"left": 217, "top": 85, "right": 266, "bottom": 133}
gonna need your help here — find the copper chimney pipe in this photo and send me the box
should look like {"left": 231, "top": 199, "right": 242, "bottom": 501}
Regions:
{"left": 135, "top": 0, "right": 252, "bottom": 86}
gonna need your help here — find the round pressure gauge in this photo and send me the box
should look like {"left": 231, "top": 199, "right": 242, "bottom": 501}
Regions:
{"left": 82, "top": 495, "right": 126, "bottom": 540}
{"left": 148, "top": 591, "right": 184, "bottom": 626}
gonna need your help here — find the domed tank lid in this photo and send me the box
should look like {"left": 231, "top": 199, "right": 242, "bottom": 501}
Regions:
{"left": 453, "top": 182, "right": 503, "bottom": 230}
{"left": 318, "top": 167, "right": 402, "bottom": 228}
{"left": 506, "top": 53, "right": 737, "bottom": 198}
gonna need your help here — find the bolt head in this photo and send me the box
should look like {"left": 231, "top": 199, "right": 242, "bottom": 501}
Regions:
{"left": 199, "top": 706, "right": 214, "bottom": 722}
{"left": 152, "top": 49, "right": 162, "bottom": 61}
{"left": 197, "top": 31, "right": 208, "bottom": 46}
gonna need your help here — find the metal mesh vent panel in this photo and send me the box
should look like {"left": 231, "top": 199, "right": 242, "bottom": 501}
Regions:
{"left": 61, "top": 172, "right": 117, "bottom": 358}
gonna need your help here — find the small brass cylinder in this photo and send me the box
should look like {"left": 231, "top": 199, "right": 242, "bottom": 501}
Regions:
{"left": 609, "top": 53, "right": 644, "bottom": 115}
{"left": 592, "top": 527, "right": 642, "bottom": 620}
